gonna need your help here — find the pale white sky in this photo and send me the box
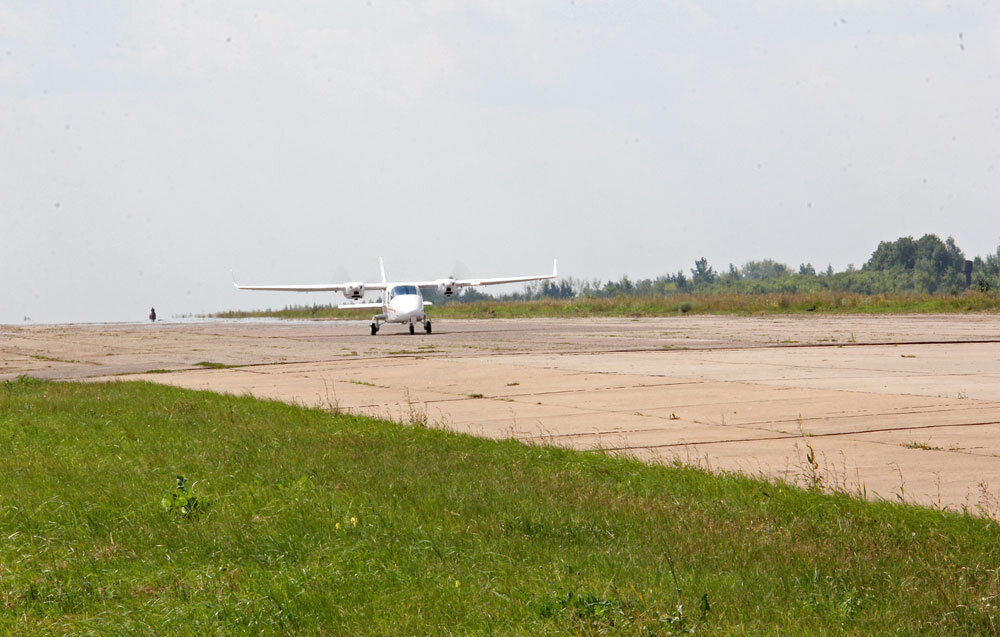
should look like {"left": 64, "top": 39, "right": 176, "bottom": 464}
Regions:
{"left": 2, "top": 1, "right": 999, "bottom": 323}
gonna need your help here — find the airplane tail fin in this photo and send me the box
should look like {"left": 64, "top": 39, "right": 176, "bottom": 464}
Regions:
{"left": 378, "top": 257, "right": 387, "bottom": 286}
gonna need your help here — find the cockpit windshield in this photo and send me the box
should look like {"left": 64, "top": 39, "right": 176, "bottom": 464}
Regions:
{"left": 390, "top": 285, "right": 419, "bottom": 296}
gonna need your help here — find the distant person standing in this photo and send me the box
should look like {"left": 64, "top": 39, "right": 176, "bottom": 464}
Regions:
{"left": 149, "top": 307, "right": 157, "bottom": 322}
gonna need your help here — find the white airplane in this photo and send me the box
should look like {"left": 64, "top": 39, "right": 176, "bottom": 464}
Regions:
{"left": 233, "top": 258, "right": 557, "bottom": 335}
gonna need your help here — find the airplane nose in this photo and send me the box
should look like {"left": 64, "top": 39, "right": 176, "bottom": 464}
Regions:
{"left": 394, "top": 296, "right": 420, "bottom": 316}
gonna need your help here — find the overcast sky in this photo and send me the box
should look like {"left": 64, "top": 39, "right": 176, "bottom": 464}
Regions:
{"left": 2, "top": 1, "right": 999, "bottom": 323}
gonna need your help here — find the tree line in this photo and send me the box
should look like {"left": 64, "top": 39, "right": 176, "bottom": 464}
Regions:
{"left": 430, "top": 234, "right": 1000, "bottom": 304}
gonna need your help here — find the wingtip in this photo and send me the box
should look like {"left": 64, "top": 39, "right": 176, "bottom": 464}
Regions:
{"left": 553, "top": 258, "right": 558, "bottom": 277}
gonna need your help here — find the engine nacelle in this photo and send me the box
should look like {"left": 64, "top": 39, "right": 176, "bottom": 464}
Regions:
{"left": 436, "top": 278, "right": 458, "bottom": 296}
{"left": 343, "top": 283, "right": 365, "bottom": 300}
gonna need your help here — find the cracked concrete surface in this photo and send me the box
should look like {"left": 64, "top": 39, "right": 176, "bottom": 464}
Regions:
{"left": 3, "top": 315, "right": 1000, "bottom": 513}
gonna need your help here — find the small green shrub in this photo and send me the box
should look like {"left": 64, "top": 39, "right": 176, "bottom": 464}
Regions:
{"left": 161, "top": 475, "right": 200, "bottom": 517}
{"left": 977, "top": 275, "right": 992, "bottom": 293}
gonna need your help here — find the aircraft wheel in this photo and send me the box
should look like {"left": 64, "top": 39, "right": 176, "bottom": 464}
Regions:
{"left": 424, "top": 320, "right": 432, "bottom": 334}
{"left": 370, "top": 323, "right": 378, "bottom": 336}
{"left": 409, "top": 323, "right": 415, "bottom": 335}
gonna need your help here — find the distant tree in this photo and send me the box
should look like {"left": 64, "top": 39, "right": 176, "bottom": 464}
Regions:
{"left": 691, "top": 257, "right": 716, "bottom": 286}
{"left": 673, "top": 270, "right": 690, "bottom": 293}
{"left": 741, "top": 259, "right": 792, "bottom": 280}
{"left": 987, "top": 248, "right": 1000, "bottom": 277}
{"left": 725, "top": 263, "right": 741, "bottom": 282}
{"left": 458, "top": 287, "right": 492, "bottom": 302}
{"left": 620, "top": 275, "right": 634, "bottom": 294}
{"left": 979, "top": 246, "right": 1000, "bottom": 290}
{"left": 825, "top": 264, "right": 834, "bottom": 277}
{"left": 865, "top": 234, "right": 964, "bottom": 274}
{"left": 798, "top": 263, "right": 816, "bottom": 276}
{"left": 865, "top": 236, "right": 918, "bottom": 271}
{"left": 912, "top": 261, "right": 935, "bottom": 293}
{"left": 862, "top": 234, "right": 967, "bottom": 293}
{"left": 538, "top": 279, "right": 575, "bottom": 299}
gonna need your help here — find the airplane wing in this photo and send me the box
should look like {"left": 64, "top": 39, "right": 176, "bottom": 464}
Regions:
{"left": 414, "top": 259, "right": 558, "bottom": 289}
{"left": 232, "top": 273, "right": 387, "bottom": 292}
{"left": 236, "top": 282, "right": 349, "bottom": 292}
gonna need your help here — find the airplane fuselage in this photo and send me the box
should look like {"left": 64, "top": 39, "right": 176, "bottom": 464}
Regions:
{"left": 380, "top": 284, "right": 426, "bottom": 325}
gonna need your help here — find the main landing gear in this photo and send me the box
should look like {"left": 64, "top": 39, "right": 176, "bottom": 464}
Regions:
{"left": 368, "top": 317, "right": 431, "bottom": 335}
{"left": 371, "top": 313, "right": 387, "bottom": 336}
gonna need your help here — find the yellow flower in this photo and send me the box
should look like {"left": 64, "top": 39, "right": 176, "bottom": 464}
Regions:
{"left": 454, "top": 580, "right": 460, "bottom": 588}
{"left": 335, "top": 522, "right": 341, "bottom": 530}
{"left": 350, "top": 516, "right": 358, "bottom": 527}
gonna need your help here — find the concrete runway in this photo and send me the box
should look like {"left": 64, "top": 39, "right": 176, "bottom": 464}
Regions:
{"left": 3, "top": 315, "right": 1000, "bottom": 513}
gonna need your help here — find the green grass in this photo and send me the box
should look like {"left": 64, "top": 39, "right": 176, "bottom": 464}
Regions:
{"left": 30, "top": 354, "right": 79, "bottom": 364}
{"left": 193, "top": 361, "right": 239, "bottom": 369}
{"left": 208, "top": 291, "right": 1000, "bottom": 321}
{"left": 114, "top": 369, "right": 174, "bottom": 376}
{"left": 902, "top": 441, "right": 943, "bottom": 451}
{"left": 2, "top": 378, "right": 1000, "bottom": 633}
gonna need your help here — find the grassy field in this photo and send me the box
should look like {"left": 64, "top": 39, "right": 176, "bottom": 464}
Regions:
{"left": 209, "top": 291, "right": 1000, "bottom": 321}
{"left": 3, "top": 378, "right": 1000, "bottom": 634}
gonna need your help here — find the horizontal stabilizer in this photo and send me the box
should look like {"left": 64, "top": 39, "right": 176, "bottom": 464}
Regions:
{"left": 336, "top": 303, "right": 384, "bottom": 310}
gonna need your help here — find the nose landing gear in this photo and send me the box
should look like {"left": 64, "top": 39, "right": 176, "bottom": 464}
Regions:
{"left": 370, "top": 322, "right": 378, "bottom": 335}
{"left": 409, "top": 323, "right": 415, "bottom": 335}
